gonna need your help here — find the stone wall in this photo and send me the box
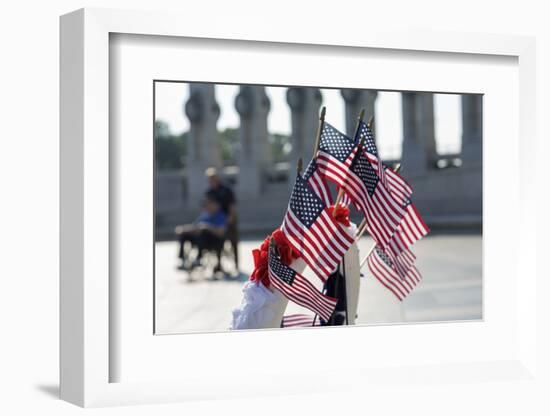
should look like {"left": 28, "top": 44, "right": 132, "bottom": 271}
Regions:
{"left": 155, "top": 86, "right": 482, "bottom": 240}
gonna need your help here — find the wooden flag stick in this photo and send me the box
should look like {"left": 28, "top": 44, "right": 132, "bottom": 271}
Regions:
{"left": 333, "top": 185, "right": 345, "bottom": 209}
{"left": 312, "top": 106, "right": 326, "bottom": 159}
{"left": 358, "top": 163, "right": 402, "bottom": 267}
{"left": 367, "top": 115, "right": 374, "bottom": 129}
{"left": 355, "top": 218, "right": 367, "bottom": 236}
{"left": 334, "top": 108, "right": 365, "bottom": 209}
{"left": 354, "top": 218, "right": 368, "bottom": 242}
{"left": 296, "top": 157, "right": 303, "bottom": 175}
{"left": 269, "top": 235, "right": 277, "bottom": 252}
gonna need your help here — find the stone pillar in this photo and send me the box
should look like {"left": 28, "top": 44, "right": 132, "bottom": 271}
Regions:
{"left": 461, "top": 94, "right": 482, "bottom": 168}
{"left": 286, "top": 87, "right": 322, "bottom": 184}
{"left": 341, "top": 89, "right": 377, "bottom": 137}
{"left": 184, "top": 83, "right": 221, "bottom": 206}
{"left": 401, "top": 92, "right": 437, "bottom": 177}
{"left": 235, "top": 85, "right": 271, "bottom": 200}
{"left": 416, "top": 93, "right": 438, "bottom": 167}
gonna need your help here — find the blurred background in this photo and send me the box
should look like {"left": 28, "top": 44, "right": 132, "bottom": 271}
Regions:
{"left": 154, "top": 82, "right": 482, "bottom": 334}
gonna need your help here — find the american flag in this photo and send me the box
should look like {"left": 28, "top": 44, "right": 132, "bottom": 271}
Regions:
{"left": 356, "top": 122, "right": 419, "bottom": 245}
{"left": 385, "top": 167, "right": 413, "bottom": 201}
{"left": 387, "top": 198, "right": 430, "bottom": 257}
{"left": 315, "top": 122, "right": 358, "bottom": 186}
{"left": 313, "top": 123, "right": 360, "bottom": 207}
{"left": 281, "top": 313, "right": 321, "bottom": 328}
{"left": 359, "top": 123, "right": 419, "bottom": 229}
{"left": 303, "top": 158, "right": 333, "bottom": 206}
{"left": 382, "top": 167, "right": 430, "bottom": 262}
{"left": 268, "top": 244, "right": 337, "bottom": 322}
{"left": 367, "top": 245, "right": 422, "bottom": 301}
{"left": 387, "top": 245, "right": 417, "bottom": 279}
{"left": 315, "top": 122, "right": 405, "bottom": 248}
{"left": 345, "top": 148, "right": 406, "bottom": 249}
{"left": 281, "top": 173, "right": 354, "bottom": 282}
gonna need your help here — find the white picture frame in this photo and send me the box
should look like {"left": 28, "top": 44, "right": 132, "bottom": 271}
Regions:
{"left": 60, "top": 7, "right": 537, "bottom": 407}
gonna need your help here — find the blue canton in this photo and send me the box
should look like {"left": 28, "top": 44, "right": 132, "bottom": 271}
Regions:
{"left": 350, "top": 151, "right": 379, "bottom": 196}
{"left": 269, "top": 248, "right": 296, "bottom": 285}
{"left": 375, "top": 246, "right": 393, "bottom": 267}
{"left": 319, "top": 122, "right": 355, "bottom": 162}
{"left": 289, "top": 175, "right": 325, "bottom": 228}
{"left": 357, "top": 121, "right": 378, "bottom": 157}
{"left": 302, "top": 159, "right": 318, "bottom": 181}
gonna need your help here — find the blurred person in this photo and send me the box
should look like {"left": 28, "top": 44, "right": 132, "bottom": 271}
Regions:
{"left": 204, "top": 167, "right": 239, "bottom": 270}
{"left": 175, "top": 194, "right": 227, "bottom": 273}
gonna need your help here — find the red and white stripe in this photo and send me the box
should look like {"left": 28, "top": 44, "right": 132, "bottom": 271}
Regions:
{"left": 373, "top": 160, "right": 413, "bottom": 203}
{"left": 362, "top": 151, "right": 413, "bottom": 205}
{"left": 387, "top": 204, "right": 430, "bottom": 257}
{"left": 269, "top": 269, "right": 337, "bottom": 322}
{"left": 281, "top": 208, "right": 354, "bottom": 282}
{"left": 340, "top": 192, "right": 351, "bottom": 206}
{"left": 367, "top": 247, "right": 422, "bottom": 301}
{"left": 281, "top": 314, "right": 321, "bottom": 328}
{"left": 307, "top": 170, "right": 333, "bottom": 206}
{"left": 363, "top": 149, "right": 388, "bottom": 189}
{"left": 382, "top": 171, "right": 430, "bottom": 258}
{"left": 387, "top": 247, "right": 416, "bottom": 278}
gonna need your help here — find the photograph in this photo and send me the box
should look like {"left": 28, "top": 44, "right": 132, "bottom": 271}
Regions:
{"left": 153, "top": 81, "right": 483, "bottom": 334}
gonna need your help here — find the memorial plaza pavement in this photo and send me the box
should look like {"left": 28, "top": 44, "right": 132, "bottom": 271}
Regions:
{"left": 154, "top": 233, "right": 482, "bottom": 334}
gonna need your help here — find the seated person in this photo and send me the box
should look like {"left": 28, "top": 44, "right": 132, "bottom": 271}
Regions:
{"left": 204, "top": 168, "right": 239, "bottom": 270}
{"left": 175, "top": 195, "right": 227, "bottom": 272}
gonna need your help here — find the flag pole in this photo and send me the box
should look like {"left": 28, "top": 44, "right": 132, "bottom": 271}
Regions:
{"left": 312, "top": 106, "right": 326, "bottom": 159}
{"left": 358, "top": 163, "right": 402, "bottom": 268}
{"left": 328, "top": 110, "right": 365, "bottom": 326}
{"left": 334, "top": 108, "right": 366, "bottom": 208}
{"left": 367, "top": 115, "right": 374, "bottom": 129}
{"left": 354, "top": 219, "right": 368, "bottom": 243}
{"left": 354, "top": 218, "right": 367, "bottom": 239}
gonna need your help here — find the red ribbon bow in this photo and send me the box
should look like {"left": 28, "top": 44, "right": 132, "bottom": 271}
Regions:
{"left": 249, "top": 228, "right": 299, "bottom": 287}
{"left": 328, "top": 204, "right": 351, "bottom": 226}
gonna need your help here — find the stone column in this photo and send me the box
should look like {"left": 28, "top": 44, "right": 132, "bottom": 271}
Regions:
{"left": 184, "top": 83, "right": 221, "bottom": 206}
{"left": 415, "top": 93, "right": 438, "bottom": 167}
{"left": 341, "top": 89, "right": 377, "bottom": 137}
{"left": 461, "top": 94, "right": 483, "bottom": 168}
{"left": 235, "top": 85, "right": 271, "bottom": 200}
{"left": 400, "top": 92, "right": 437, "bottom": 177}
{"left": 286, "top": 87, "right": 322, "bottom": 184}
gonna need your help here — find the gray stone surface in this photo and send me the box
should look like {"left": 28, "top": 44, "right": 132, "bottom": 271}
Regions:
{"left": 286, "top": 87, "right": 322, "bottom": 188}
{"left": 155, "top": 234, "right": 482, "bottom": 334}
{"left": 184, "top": 83, "right": 222, "bottom": 209}
{"left": 235, "top": 86, "right": 271, "bottom": 200}
{"left": 341, "top": 89, "right": 377, "bottom": 136}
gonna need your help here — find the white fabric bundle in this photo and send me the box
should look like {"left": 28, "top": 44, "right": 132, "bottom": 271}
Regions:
{"left": 230, "top": 256, "right": 309, "bottom": 330}
{"left": 230, "top": 280, "right": 288, "bottom": 330}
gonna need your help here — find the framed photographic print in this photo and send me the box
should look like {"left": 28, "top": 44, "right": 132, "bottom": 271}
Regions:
{"left": 153, "top": 80, "right": 481, "bottom": 335}
{"left": 60, "top": 7, "right": 538, "bottom": 407}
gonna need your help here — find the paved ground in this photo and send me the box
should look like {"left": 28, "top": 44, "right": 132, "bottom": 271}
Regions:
{"left": 155, "top": 234, "right": 482, "bottom": 334}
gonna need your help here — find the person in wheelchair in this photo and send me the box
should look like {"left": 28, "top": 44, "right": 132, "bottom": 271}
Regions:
{"left": 204, "top": 167, "right": 239, "bottom": 271}
{"left": 175, "top": 194, "right": 227, "bottom": 273}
